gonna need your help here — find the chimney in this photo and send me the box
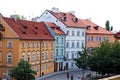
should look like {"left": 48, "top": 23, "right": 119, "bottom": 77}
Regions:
{"left": 52, "top": 7, "right": 59, "bottom": 13}
{"left": 69, "top": 11, "right": 75, "bottom": 16}
{"left": 10, "top": 15, "right": 18, "bottom": 21}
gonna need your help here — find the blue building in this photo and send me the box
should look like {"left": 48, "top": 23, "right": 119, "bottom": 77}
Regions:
{"left": 44, "top": 22, "right": 66, "bottom": 71}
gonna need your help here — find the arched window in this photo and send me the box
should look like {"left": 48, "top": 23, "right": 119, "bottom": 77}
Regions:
{"left": 28, "top": 52, "right": 30, "bottom": 62}
{"left": 46, "top": 50, "right": 48, "bottom": 60}
{"left": 36, "top": 51, "right": 39, "bottom": 61}
{"left": 42, "top": 51, "right": 44, "bottom": 60}
{"left": 22, "top": 52, "right": 25, "bottom": 60}
{"left": 7, "top": 52, "right": 12, "bottom": 64}
{"left": 32, "top": 51, "right": 35, "bottom": 61}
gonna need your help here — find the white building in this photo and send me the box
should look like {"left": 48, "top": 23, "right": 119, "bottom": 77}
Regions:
{"left": 37, "top": 8, "right": 86, "bottom": 69}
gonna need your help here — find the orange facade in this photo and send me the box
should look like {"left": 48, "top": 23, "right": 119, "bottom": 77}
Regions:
{"left": 86, "top": 33, "right": 115, "bottom": 49}
{"left": 0, "top": 15, "right": 55, "bottom": 79}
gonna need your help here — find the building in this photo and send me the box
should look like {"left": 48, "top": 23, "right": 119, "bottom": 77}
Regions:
{"left": 37, "top": 8, "right": 86, "bottom": 69}
{"left": 44, "top": 22, "right": 65, "bottom": 71}
{"left": 115, "top": 31, "right": 120, "bottom": 41}
{"left": 81, "top": 19, "right": 115, "bottom": 52}
{"left": 0, "top": 14, "right": 55, "bottom": 79}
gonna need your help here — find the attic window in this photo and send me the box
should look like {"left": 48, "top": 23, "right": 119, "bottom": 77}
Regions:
{"left": 35, "top": 26, "right": 38, "bottom": 29}
{"left": 72, "top": 18, "right": 78, "bottom": 22}
{"left": 23, "top": 31, "right": 26, "bottom": 34}
{"left": 87, "top": 25, "right": 91, "bottom": 30}
{"left": 32, "top": 30, "right": 37, "bottom": 34}
{"left": 23, "top": 26, "right": 27, "bottom": 29}
{"left": 61, "top": 16, "right": 66, "bottom": 21}
{"left": 61, "top": 13, "right": 66, "bottom": 16}
{"left": 94, "top": 26, "right": 99, "bottom": 30}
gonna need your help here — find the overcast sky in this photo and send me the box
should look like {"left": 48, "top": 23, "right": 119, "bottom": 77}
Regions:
{"left": 0, "top": 0, "right": 120, "bottom": 31}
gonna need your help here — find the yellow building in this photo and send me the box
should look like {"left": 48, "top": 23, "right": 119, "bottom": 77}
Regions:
{"left": 0, "top": 14, "right": 55, "bottom": 79}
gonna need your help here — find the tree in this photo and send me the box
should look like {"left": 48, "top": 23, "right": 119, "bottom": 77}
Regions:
{"left": 88, "top": 41, "right": 120, "bottom": 76}
{"left": 10, "top": 59, "right": 37, "bottom": 80}
{"left": 105, "top": 20, "right": 113, "bottom": 31}
{"left": 73, "top": 48, "right": 89, "bottom": 78}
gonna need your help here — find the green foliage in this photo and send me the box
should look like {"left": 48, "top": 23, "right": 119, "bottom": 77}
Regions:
{"left": 73, "top": 48, "right": 89, "bottom": 69}
{"left": 105, "top": 20, "right": 113, "bottom": 31}
{"left": 74, "top": 41, "right": 120, "bottom": 76}
{"left": 88, "top": 41, "right": 120, "bottom": 75}
{"left": 10, "top": 59, "right": 37, "bottom": 80}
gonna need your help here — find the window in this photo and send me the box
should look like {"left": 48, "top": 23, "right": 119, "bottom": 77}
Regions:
{"left": 88, "top": 36, "right": 94, "bottom": 42}
{"left": 96, "top": 36, "right": 101, "bottom": 42}
{"left": 42, "top": 51, "right": 44, "bottom": 60}
{"left": 51, "top": 50, "right": 54, "bottom": 59}
{"left": 56, "top": 37, "right": 59, "bottom": 44}
{"left": 81, "top": 42, "right": 85, "bottom": 47}
{"left": 61, "top": 49, "right": 64, "bottom": 56}
{"left": 32, "top": 42, "right": 34, "bottom": 48}
{"left": 87, "top": 47, "right": 92, "bottom": 53}
{"left": 7, "top": 41, "right": 12, "bottom": 48}
{"left": 46, "top": 50, "right": 48, "bottom": 60}
{"left": 46, "top": 41, "right": 48, "bottom": 48}
{"left": 28, "top": 42, "right": 30, "bottom": 48}
{"left": 77, "top": 42, "right": 80, "bottom": 48}
{"left": 36, "top": 66, "right": 39, "bottom": 72}
{"left": 32, "top": 51, "right": 35, "bottom": 61}
{"left": 0, "top": 52, "right": 1, "bottom": 62}
{"left": 22, "top": 52, "right": 25, "bottom": 60}
{"left": 66, "top": 42, "right": 69, "bottom": 48}
{"left": 46, "top": 64, "right": 48, "bottom": 70}
{"left": 82, "top": 31, "right": 85, "bottom": 36}
{"left": 104, "top": 37, "right": 108, "bottom": 41}
{"left": 51, "top": 42, "right": 54, "bottom": 47}
{"left": 72, "top": 42, "right": 74, "bottom": 48}
{"left": 41, "top": 64, "right": 44, "bottom": 71}
{"left": 7, "top": 52, "right": 12, "bottom": 64}
{"left": 92, "top": 36, "right": 94, "bottom": 41}
{"left": 72, "top": 53, "right": 74, "bottom": 59}
{"left": 56, "top": 49, "right": 58, "bottom": 56}
{"left": 61, "top": 37, "right": 64, "bottom": 44}
{"left": 77, "top": 31, "right": 80, "bottom": 36}
{"left": 66, "top": 31, "right": 69, "bottom": 35}
{"left": 36, "top": 42, "right": 39, "bottom": 48}
{"left": 71, "top": 62, "right": 74, "bottom": 67}
{"left": 72, "top": 31, "right": 74, "bottom": 36}
{"left": 28, "top": 53, "right": 30, "bottom": 62}
{"left": 41, "top": 42, "right": 44, "bottom": 48}
{"left": 22, "top": 42, "right": 25, "bottom": 48}
{"left": 36, "top": 51, "right": 39, "bottom": 61}
{"left": 66, "top": 54, "right": 69, "bottom": 59}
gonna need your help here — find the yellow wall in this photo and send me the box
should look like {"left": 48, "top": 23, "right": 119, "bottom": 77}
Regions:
{"left": 0, "top": 16, "right": 55, "bottom": 79}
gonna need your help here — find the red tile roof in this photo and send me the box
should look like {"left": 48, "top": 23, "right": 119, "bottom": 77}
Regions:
{"left": 81, "top": 19, "right": 114, "bottom": 34}
{"left": 3, "top": 17, "right": 54, "bottom": 40}
{"left": 45, "top": 22, "right": 65, "bottom": 35}
{"left": 47, "top": 10, "right": 86, "bottom": 28}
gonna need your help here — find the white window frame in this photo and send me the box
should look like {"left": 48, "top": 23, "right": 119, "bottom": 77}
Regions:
{"left": 22, "top": 42, "right": 25, "bottom": 48}
{"left": 7, "top": 52, "right": 12, "bottom": 64}
{"left": 7, "top": 41, "right": 12, "bottom": 48}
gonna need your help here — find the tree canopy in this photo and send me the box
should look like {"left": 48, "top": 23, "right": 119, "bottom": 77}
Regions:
{"left": 10, "top": 59, "right": 37, "bottom": 80}
{"left": 105, "top": 20, "right": 113, "bottom": 31}
{"left": 74, "top": 41, "right": 120, "bottom": 76}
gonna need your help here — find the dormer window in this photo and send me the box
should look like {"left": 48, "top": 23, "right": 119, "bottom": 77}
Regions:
{"left": 61, "top": 13, "right": 66, "bottom": 16}
{"left": 87, "top": 25, "right": 91, "bottom": 30}
{"left": 94, "top": 26, "right": 99, "bottom": 30}
{"left": 72, "top": 18, "right": 78, "bottom": 22}
{"left": 61, "top": 16, "right": 66, "bottom": 21}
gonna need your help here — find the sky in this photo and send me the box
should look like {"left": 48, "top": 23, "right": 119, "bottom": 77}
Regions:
{"left": 0, "top": 0, "right": 120, "bottom": 31}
